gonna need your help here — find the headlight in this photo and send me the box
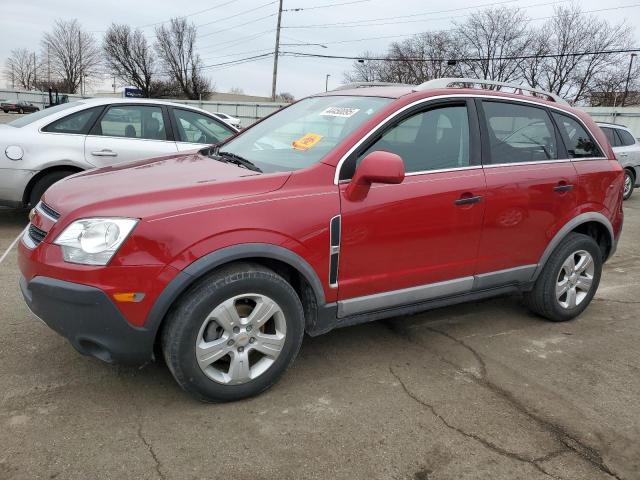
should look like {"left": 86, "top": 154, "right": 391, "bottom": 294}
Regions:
{"left": 54, "top": 218, "right": 138, "bottom": 265}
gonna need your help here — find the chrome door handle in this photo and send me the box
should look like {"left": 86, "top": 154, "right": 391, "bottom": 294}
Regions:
{"left": 619, "top": 153, "right": 628, "bottom": 157}
{"left": 454, "top": 195, "right": 482, "bottom": 205}
{"left": 554, "top": 184, "right": 574, "bottom": 192}
{"left": 91, "top": 149, "right": 118, "bottom": 157}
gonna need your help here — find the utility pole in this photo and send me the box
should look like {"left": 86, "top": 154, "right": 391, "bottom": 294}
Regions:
{"left": 325, "top": 74, "right": 330, "bottom": 92}
{"left": 271, "top": 0, "right": 283, "bottom": 101}
{"left": 621, "top": 53, "right": 637, "bottom": 107}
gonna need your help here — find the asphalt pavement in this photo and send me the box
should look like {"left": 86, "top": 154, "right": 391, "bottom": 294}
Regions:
{"left": 0, "top": 163, "right": 639, "bottom": 479}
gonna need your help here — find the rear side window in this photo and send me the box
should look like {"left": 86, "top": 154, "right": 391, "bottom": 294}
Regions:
{"left": 42, "top": 107, "right": 102, "bottom": 134}
{"left": 552, "top": 113, "right": 603, "bottom": 158}
{"left": 97, "top": 105, "right": 167, "bottom": 140}
{"left": 482, "top": 101, "right": 557, "bottom": 164}
{"left": 617, "top": 129, "right": 636, "bottom": 146}
{"left": 601, "top": 127, "right": 621, "bottom": 147}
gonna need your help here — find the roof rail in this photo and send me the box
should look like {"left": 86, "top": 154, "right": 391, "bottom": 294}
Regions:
{"left": 415, "top": 77, "right": 569, "bottom": 105}
{"left": 332, "top": 82, "right": 413, "bottom": 91}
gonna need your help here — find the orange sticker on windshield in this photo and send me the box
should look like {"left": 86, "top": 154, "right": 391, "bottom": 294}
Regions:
{"left": 292, "top": 133, "right": 323, "bottom": 151}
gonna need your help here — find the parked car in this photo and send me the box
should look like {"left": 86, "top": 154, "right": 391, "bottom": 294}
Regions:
{"left": 19, "top": 78, "right": 624, "bottom": 402}
{"left": 212, "top": 112, "right": 241, "bottom": 129}
{"left": 0, "top": 98, "right": 238, "bottom": 208}
{"left": 597, "top": 122, "right": 640, "bottom": 200}
{"left": 2, "top": 101, "right": 39, "bottom": 114}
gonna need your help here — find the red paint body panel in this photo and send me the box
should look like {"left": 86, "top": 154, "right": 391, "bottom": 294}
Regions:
{"left": 338, "top": 168, "right": 486, "bottom": 298}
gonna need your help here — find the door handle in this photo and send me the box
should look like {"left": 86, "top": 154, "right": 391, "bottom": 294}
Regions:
{"left": 91, "top": 149, "right": 118, "bottom": 157}
{"left": 619, "top": 153, "right": 628, "bottom": 157}
{"left": 554, "top": 183, "right": 574, "bottom": 193}
{"left": 454, "top": 195, "right": 482, "bottom": 206}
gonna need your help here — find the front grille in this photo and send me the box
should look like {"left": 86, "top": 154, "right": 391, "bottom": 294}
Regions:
{"left": 28, "top": 224, "right": 47, "bottom": 246}
{"left": 39, "top": 202, "right": 60, "bottom": 220}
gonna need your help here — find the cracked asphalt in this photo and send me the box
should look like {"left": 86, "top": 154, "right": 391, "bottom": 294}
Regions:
{"left": 1, "top": 198, "right": 640, "bottom": 479}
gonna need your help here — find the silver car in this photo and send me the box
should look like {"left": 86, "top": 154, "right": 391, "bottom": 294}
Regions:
{"left": 598, "top": 122, "right": 640, "bottom": 200}
{"left": 0, "top": 98, "right": 238, "bottom": 208}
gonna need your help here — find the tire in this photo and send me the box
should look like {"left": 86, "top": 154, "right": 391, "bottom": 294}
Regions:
{"left": 524, "top": 233, "right": 602, "bottom": 322}
{"left": 623, "top": 169, "right": 635, "bottom": 200}
{"left": 28, "top": 170, "right": 78, "bottom": 207}
{"left": 18, "top": 108, "right": 23, "bottom": 114}
{"left": 161, "top": 263, "right": 305, "bottom": 402}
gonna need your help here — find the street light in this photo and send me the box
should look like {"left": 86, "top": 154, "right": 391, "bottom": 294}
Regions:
{"left": 621, "top": 53, "right": 637, "bottom": 107}
{"left": 325, "top": 74, "right": 331, "bottom": 92}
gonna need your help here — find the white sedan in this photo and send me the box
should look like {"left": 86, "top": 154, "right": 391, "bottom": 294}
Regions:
{"left": 0, "top": 98, "right": 238, "bottom": 208}
{"left": 212, "top": 112, "right": 242, "bottom": 129}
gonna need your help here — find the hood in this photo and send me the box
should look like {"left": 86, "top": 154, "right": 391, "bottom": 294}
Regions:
{"left": 43, "top": 151, "right": 290, "bottom": 220}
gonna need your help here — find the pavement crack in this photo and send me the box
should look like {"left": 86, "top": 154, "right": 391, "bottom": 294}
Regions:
{"left": 384, "top": 320, "right": 625, "bottom": 480}
{"left": 593, "top": 298, "right": 640, "bottom": 305}
{"left": 389, "top": 365, "right": 562, "bottom": 480}
{"left": 137, "top": 420, "right": 165, "bottom": 480}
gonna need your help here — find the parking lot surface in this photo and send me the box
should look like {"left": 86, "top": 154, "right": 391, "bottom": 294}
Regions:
{"left": 1, "top": 197, "right": 639, "bottom": 479}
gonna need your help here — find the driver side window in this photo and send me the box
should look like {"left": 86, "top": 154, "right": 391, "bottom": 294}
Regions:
{"left": 172, "top": 108, "right": 234, "bottom": 144}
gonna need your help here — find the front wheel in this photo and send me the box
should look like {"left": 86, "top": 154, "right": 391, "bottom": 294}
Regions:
{"left": 623, "top": 169, "right": 635, "bottom": 200}
{"left": 161, "top": 263, "right": 305, "bottom": 402}
{"left": 18, "top": 108, "right": 23, "bottom": 114}
{"left": 524, "top": 233, "right": 602, "bottom": 322}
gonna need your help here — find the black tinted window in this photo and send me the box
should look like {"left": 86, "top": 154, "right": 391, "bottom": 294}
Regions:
{"left": 617, "top": 129, "right": 636, "bottom": 146}
{"left": 552, "top": 113, "right": 602, "bottom": 158}
{"left": 42, "top": 107, "right": 102, "bottom": 134}
{"left": 358, "top": 105, "right": 470, "bottom": 174}
{"left": 483, "top": 101, "right": 557, "bottom": 164}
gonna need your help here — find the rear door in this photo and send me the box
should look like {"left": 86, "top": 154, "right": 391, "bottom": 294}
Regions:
{"left": 613, "top": 128, "right": 640, "bottom": 168}
{"left": 169, "top": 108, "right": 236, "bottom": 152}
{"left": 476, "top": 99, "right": 578, "bottom": 275}
{"left": 84, "top": 104, "right": 177, "bottom": 166}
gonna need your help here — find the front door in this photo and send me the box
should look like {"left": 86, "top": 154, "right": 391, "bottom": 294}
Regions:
{"left": 337, "top": 100, "right": 486, "bottom": 316}
{"left": 84, "top": 104, "right": 177, "bottom": 167}
{"left": 475, "top": 99, "right": 579, "bottom": 275}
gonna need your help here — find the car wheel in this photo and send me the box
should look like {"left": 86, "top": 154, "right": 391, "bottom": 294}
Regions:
{"left": 524, "top": 233, "right": 602, "bottom": 322}
{"left": 623, "top": 169, "right": 635, "bottom": 200}
{"left": 18, "top": 108, "right": 23, "bottom": 114}
{"left": 28, "top": 170, "right": 78, "bottom": 207}
{"left": 161, "top": 263, "right": 305, "bottom": 402}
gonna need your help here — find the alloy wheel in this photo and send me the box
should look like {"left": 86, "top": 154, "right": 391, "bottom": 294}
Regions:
{"left": 556, "top": 250, "right": 595, "bottom": 309}
{"left": 624, "top": 172, "right": 633, "bottom": 198}
{"left": 195, "top": 293, "right": 287, "bottom": 385}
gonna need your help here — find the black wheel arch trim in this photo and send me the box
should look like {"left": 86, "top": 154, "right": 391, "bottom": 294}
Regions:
{"left": 532, "top": 212, "right": 615, "bottom": 281}
{"left": 145, "top": 243, "right": 328, "bottom": 340}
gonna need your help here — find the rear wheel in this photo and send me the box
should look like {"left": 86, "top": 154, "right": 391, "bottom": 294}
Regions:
{"left": 524, "top": 233, "right": 602, "bottom": 322}
{"left": 623, "top": 169, "right": 635, "bottom": 200}
{"left": 28, "top": 170, "right": 78, "bottom": 207}
{"left": 161, "top": 263, "right": 305, "bottom": 402}
{"left": 18, "top": 108, "right": 23, "bottom": 114}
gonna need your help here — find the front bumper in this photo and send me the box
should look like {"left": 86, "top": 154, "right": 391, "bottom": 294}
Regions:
{"left": 20, "top": 276, "right": 157, "bottom": 365}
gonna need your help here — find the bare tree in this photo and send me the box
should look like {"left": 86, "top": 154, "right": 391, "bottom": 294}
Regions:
{"left": 4, "top": 48, "right": 39, "bottom": 90}
{"left": 343, "top": 52, "right": 385, "bottom": 83}
{"left": 41, "top": 19, "right": 100, "bottom": 94}
{"left": 276, "top": 92, "right": 294, "bottom": 102}
{"left": 155, "top": 18, "right": 211, "bottom": 100}
{"left": 455, "top": 7, "right": 534, "bottom": 83}
{"left": 103, "top": 24, "right": 157, "bottom": 97}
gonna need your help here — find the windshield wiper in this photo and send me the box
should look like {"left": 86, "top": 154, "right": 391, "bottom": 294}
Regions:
{"left": 215, "top": 150, "right": 262, "bottom": 172}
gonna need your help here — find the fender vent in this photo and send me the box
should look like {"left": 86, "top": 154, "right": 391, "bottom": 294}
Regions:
{"left": 329, "top": 215, "right": 341, "bottom": 288}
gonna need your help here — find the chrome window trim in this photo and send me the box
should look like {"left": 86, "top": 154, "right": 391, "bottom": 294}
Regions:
{"left": 333, "top": 93, "right": 607, "bottom": 185}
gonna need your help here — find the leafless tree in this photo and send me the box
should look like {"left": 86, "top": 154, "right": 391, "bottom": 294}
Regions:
{"left": 454, "top": 7, "right": 534, "bottom": 83}
{"left": 276, "top": 92, "right": 295, "bottom": 102}
{"left": 343, "top": 52, "right": 385, "bottom": 83}
{"left": 103, "top": 24, "right": 157, "bottom": 97}
{"left": 4, "top": 48, "right": 39, "bottom": 90}
{"left": 41, "top": 19, "right": 101, "bottom": 94}
{"left": 155, "top": 18, "right": 211, "bottom": 100}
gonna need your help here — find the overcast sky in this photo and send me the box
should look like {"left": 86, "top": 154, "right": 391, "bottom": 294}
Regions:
{"left": 1, "top": 0, "right": 639, "bottom": 98}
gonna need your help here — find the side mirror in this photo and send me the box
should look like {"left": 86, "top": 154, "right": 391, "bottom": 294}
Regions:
{"left": 345, "top": 150, "right": 405, "bottom": 201}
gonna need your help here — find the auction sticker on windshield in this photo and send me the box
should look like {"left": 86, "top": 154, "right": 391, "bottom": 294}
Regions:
{"left": 292, "top": 133, "right": 323, "bottom": 151}
{"left": 320, "top": 107, "right": 360, "bottom": 118}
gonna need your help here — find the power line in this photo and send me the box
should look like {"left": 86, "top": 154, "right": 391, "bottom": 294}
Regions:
{"left": 137, "top": 0, "right": 242, "bottom": 28}
{"left": 284, "top": 0, "right": 373, "bottom": 12}
{"left": 196, "top": 1, "right": 276, "bottom": 29}
{"left": 281, "top": 48, "right": 640, "bottom": 63}
{"left": 198, "top": 29, "right": 275, "bottom": 52}
{"left": 198, "top": 13, "right": 276, "bottom": 39}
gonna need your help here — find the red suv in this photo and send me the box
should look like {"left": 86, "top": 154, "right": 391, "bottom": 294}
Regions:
{"left": 19, "top": 78, "right": 624, "bottom": 402}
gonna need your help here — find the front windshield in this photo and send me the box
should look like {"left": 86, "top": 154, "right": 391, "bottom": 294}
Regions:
{"left": 220, "top": 96, "right": 392, "bottom": 173}
{"left": 8, "top": 101, "right": 84, "bottom": 128}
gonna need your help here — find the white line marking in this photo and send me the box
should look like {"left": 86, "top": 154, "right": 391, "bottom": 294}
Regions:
{"left": 0, "top": 225, "right": 28, "bottom": 266}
